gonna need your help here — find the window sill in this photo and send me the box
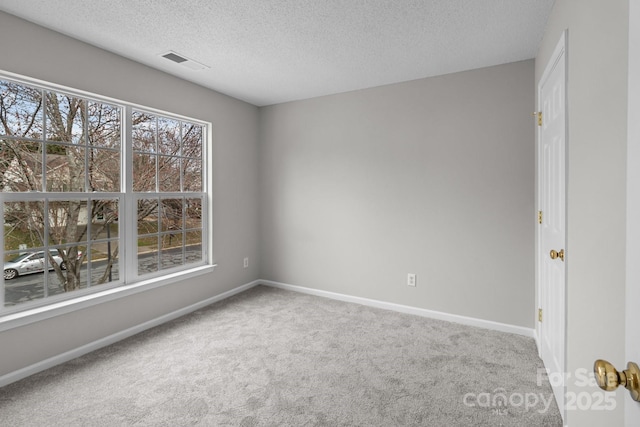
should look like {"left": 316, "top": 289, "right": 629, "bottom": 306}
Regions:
{"left": 0, "top": 264, "right": 217, "bottom": 333}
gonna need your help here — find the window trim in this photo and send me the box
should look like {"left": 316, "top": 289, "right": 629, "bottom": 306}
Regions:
{"left": 0, "top": 264, "right": 216, "bottom": 332}
{"left": 0, "top": 70, "right": 214, "bottom": 322}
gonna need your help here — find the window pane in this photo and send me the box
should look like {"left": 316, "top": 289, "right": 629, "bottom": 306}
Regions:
{"left": 90, "top": 241, "right": 119, "bottom": 286}
{"left": 137, "top": 198, "right": 159, "bottom": 236}
{"left": 132, "top": 111, "right": 156, "bottom": 152}
{"left": 48, "top": 200, "right": 89, "bottom": 245}
{"left": 185, "top": 231, "right": 202, "bottom": 264}
{"left": 161, "top": 198, "right": 183, "bottom": 232}
{"left": 45, "top": 92, "right": 85, "bottom": 144}
{"left": 89, "top": 148, "right": 119, "bottom": 192}
{"left": 3, "top": 201, "right": 45, "bottom": 250}
{"left": 161, "top": 232, "right": 183, "bottom": 269}
{"left": 91, "top": 199, "right": 119, "bottom": 239}
{"left": 48, "top": 245, "right": 87, "bottom": 294}
{"left": 45, "top": 146, "right": 85, "bottom": 192}
{"left": 185, "top": 198, "right": 202, "bottom": 229}
{"left": 4, "top": 273, "right": 45, "bottom": 306}
{"left": 158, "top": 155, "right": 180, "bottom": 192}
{"left": 158, "top": 117, "right": 180, "bottom": 156}
{"left": 138, "top": 237, "right": 158, "bottom": 275}
{"left": 0, "top": 80, "right": 43, "bottom": 139}
{"left": 1, "top": 140, "right": 43, "bottom": 192}
{"left": 88, "top": 102, "right": 120, "bottom": 149}
{"left": 133, "top": 153, "right": 156, "bottom": 192}
{"left": 182, "top": 158, "right": 202, "bottom": 192}
{"left": 182, "top": 122, "right": 202, "bottom": 158}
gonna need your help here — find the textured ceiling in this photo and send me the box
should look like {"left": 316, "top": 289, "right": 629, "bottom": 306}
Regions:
{"left": 0, "top": 0, "right": 555, "bottom": 106}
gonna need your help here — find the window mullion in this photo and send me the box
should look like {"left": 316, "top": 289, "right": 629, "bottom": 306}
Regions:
{"left": 42, "top": 199, "right": 49, "bottom": 298}
{"left": 179, "top": 123, "right": 184, "bottom": 193}
{"left": 84, "top": 103, "right": 91, "bottom": 289}
{"left": 41, "top": 88, "right": 47, "bottom": 193}
{"left": 123, "top": 106, "right": 136, "bottom": 283}
{"left": 84, "top": 101, "right": 90, "bottom": 193}
{"left": 0, "top": 202, "right": 4, "bottom": 308}
{"left": 157, "top": 196, "right": 162, "bottom": 272}
{"left": 155, "top": 117, "right": 159, "bottom": 193}
{"left": 182, "top": 197, "right": 186, "bottom": 265}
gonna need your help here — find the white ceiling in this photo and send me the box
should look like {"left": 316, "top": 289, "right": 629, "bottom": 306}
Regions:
{"left": 0, "top": 0, "right": 555, "bottom": 107}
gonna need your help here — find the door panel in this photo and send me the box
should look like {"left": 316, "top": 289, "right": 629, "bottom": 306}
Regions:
{"left": 538, "top": 31, "right": 567, "bottom": 421}
{"left": 627, "top": 3, "right": 640, "bottom": 425}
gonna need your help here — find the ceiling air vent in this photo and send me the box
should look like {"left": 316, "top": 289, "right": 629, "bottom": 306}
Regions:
{"left": 160, "top": 51, "right": 209, "bottom": 71}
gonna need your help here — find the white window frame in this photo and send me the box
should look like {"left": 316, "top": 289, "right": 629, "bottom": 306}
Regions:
{"left": 0, "top": 71, "right": 214, "bottom": 331}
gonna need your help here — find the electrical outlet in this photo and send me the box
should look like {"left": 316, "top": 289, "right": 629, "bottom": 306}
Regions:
{"left": 243, "top": 257, "right": 249, "bottom": 268}
{"left": 407, "top": 273, "right": 416, "bottom": 287}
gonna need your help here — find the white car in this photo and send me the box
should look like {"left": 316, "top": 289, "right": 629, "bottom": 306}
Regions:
{"left": 3, "top": 249, "right": 67, "bottom": 280}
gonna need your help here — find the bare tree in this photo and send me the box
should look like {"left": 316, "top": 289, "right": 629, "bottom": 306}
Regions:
{"left": 2, "top": 80, "right": 203, "bottom": 298}
{"left": 1, "top": 82, "right": 121, "bottom": 291}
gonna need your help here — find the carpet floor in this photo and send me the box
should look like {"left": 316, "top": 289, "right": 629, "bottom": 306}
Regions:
{"left": 0, "top": 285, "right": 562, "bottom": 426}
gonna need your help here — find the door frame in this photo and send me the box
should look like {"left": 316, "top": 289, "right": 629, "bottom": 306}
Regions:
{"left": 536, "top": 29, "right": 568, "bottom": 422}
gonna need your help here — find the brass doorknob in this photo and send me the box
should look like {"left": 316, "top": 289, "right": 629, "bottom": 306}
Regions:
{"left": 549, "top": 249, "right": 565, "bottom": 261}
{"left": 594, "top": 359, "right": 640, "bottom": 401}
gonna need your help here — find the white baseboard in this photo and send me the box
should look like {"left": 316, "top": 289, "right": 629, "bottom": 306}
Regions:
{"left": 261, "top": 280, "right": 535, "bottom": 338}
{"left": 0, "top": 280, "right": 261, "bottom": 388}
{"left": 1, "top": 278, "right": 535, "bottom": 388}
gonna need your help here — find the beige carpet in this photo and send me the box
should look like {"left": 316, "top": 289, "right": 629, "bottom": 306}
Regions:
{"left": 0, "top": 285, "right": 562, "bottom": 426}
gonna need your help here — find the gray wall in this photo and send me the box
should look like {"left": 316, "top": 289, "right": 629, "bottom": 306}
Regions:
{"left": 259, "top": 60, "right": 535, "bottom": 328}
{"left": 0, "top": 12, "right": 260, "bottom": 376}
{"left": 536, "top": 1, "right": 629, "bottom": 426}
{"left": 2, "top": 5, "right": 633, "bottom": 424}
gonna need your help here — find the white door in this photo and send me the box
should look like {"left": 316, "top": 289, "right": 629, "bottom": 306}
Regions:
{"left": 537, "top": 31, "right": 567, "bottom": 420}
{"left": 627, "top": 3, "right": 640, "bottom": 425}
